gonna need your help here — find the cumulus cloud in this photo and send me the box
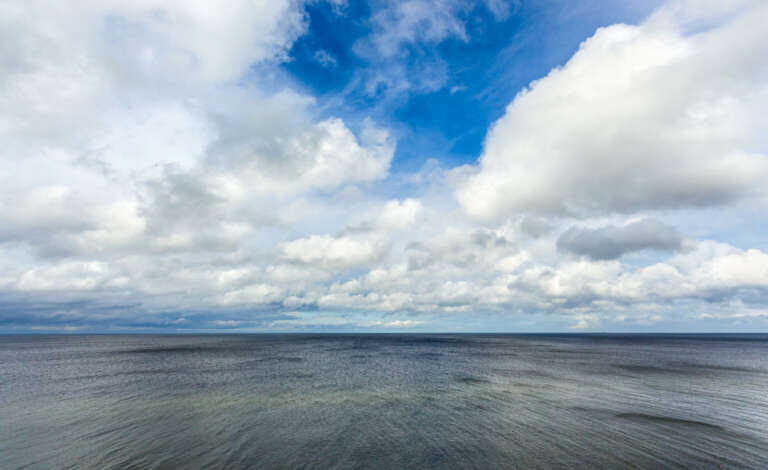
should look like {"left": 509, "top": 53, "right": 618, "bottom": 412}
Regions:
{"left": 375, "top": 199, "right": 424, "bottom": 231}
{"left": 204, "top": 111, "right": 393, "bottom": 194}
{"left": 0, "top": 0, "right": 393, "bottom": 253}
{"left": 2, "top": 0, "right": 768, "bottom": 332}
{"left": 457, "top": 0, "right": 768, "bottom": 219}
{"left": 507, "top": 240, "right": 768, "bottom": 308}
{"left": 279, "top": 234, "right": 389, "bottom": 270}
{"left": 557, "top": 218, "right": 683, "bottom": 260}
{"left": 269, "top": 312, "right": 423, "bottom": 330}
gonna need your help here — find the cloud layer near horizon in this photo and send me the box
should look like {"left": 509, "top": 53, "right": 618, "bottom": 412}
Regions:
{"left": 1, "top": 0, "right": 767, "bottom": 332}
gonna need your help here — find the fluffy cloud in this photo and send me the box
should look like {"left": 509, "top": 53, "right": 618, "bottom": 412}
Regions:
{"left": 1, "top": 0, "right": 768, "bottom": 332}
{"left": 376, "top": 199, "right": 424, "bottom": 231}
{"left": 279, "top": 234, "right": 389, "bottom": 270}
{"left": 0, "top": 0, "right": 394, "bottom": 254}
{"left": 269, "top": 312, "right": 423, "bottom": 330}
{"left": 457, "top": 0, "right": 768, "bottom": 219}
{"left": 506, "top": 240, "right": 768, "bottom": 308}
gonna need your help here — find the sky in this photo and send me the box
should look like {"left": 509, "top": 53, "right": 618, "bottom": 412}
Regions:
{"left": 1, "top": 0, "right": 767, "bottom": 333}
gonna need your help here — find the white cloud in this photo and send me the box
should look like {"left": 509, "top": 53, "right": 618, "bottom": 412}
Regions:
{"left": 218, "top": 284, "right": 285, "bottom": 306}
{"left": 365, "top": 319, "right": 423, "bottom": 328}
{"left": 206, "top": 109, "right": 393, "bottom": 194}
{"left": 279, "top": 234, "right": 389, "bottom": 270}
{"left": 15, "top": 261, "right": 115, "bottom": 292}
{"left": 269, "top": 312, "right": 423, "bottom": 329}
{"left": 458, "top": 0, "right": 768, "bottom": 219}
{"left": 0, "top": 0, "right": 394, "bottom": 257}
{"left": 2, "top": 0, "right": 768, "bottom": 332}
{"left": 506, "top": 240, "right": 768, "bottom": 305}
{"left": 376, "top": 199, "right": 424, "bottom": 231}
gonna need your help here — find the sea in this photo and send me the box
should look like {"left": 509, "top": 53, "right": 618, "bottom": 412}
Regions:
{"left": 1, "top": 334, "right": 767, "bottom": 469}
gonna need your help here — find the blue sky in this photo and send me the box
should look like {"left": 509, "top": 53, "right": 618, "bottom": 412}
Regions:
{"left": 1, "top": 0, "right": 767, "bottom": 333}
{"left": 282, "top": 0, "right": 662, "bottom": 171}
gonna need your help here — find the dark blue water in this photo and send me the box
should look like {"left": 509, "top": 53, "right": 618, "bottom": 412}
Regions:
{"left": 1, "top": 334, "right": 767, "bottom": 469}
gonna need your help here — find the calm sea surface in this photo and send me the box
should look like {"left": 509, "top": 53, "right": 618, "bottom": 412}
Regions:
{"left": 1, "top": 334, "right": 768, "bottom": 469}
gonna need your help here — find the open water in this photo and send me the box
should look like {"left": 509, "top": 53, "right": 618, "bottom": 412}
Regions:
{"left": 1, "top": 334, "right": 767, "bottom": 469}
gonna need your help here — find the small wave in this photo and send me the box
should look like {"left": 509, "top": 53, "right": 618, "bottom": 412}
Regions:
{"left": 455, "top": 376, "right": 490, "bottom": 384}
{"left": 615, "top": 364, "right": 689, "bottom": 375}
{"left": 116, "top": 346, "right": 213, "bottom": 354}
{"left": 616, "top": 413, "right": 724, "bottom": 431}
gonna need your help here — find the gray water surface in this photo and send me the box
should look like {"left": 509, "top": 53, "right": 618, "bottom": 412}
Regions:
{"left": 2, "top": 334, "right": 767, "bottom": 469}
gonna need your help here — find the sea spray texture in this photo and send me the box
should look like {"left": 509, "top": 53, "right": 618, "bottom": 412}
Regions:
{"left": 1, "top": 334, "right": 767, "bottom": 469}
